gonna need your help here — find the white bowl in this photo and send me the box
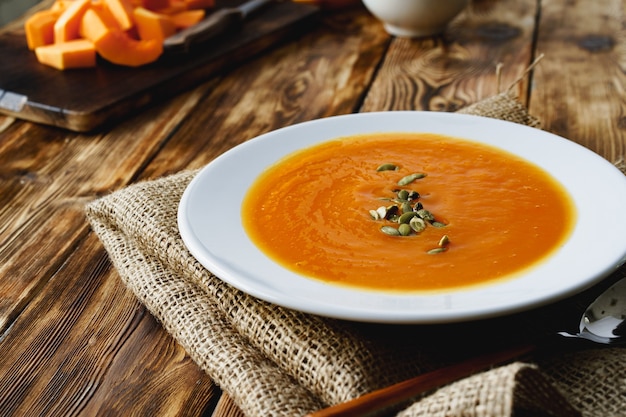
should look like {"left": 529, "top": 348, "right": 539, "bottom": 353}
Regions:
{"left": 178, "top": 111, "right": 626, "bottom": 323}
{"left": 362, "top": 0, "right": 469, "bottom": 38}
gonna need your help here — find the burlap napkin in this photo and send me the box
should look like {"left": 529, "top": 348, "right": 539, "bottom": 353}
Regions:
{"left": 86, "top": 91, "right": 626, "bottom": 417}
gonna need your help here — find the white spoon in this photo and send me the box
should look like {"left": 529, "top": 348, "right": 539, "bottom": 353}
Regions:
{"left": 559, "top": 277, "right": 626, "bottom": 344}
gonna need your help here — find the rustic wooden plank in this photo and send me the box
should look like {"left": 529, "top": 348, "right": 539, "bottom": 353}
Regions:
{"left": 529, "top": 0, "right": 626, "bottom": 160}
{"left": 361, "top": 0, "right": 539, "bottom": 112}
{"left": 211, "top": 393, "right": 246, "bottom": 417}
{"left": 0, "top": 234, "right": 216, "bottom": 416}
{"left": 0, "top": 115, "right": 16, "bottom": 132}
{"left": 0, "top": 86, "right": 207, "bottom": 334}
{"left": 0, "top": 88, "right": 218, "bottom": 415}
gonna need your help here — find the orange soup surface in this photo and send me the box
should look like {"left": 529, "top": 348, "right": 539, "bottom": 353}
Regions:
{"left": 242, "top": 133, "right": 575, "bottom": 292}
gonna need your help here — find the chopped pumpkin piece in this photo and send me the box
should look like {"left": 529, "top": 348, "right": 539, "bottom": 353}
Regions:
{"left": 170, "top": 9, "right": 205, "bottom": 29}
{"left": 93, "top": 28, "right": 163, "bottom": 67}
{"left": 35, "top": 39, "right": 96, "bottom": 70}
{"left": 80, "top": 8, "right": 116, "bottom": 43}
{"left": 25, "top": 0, "right": 215, "bottom": 70}
{"left": 90, "top": 1, "right": 124, "bottom": 28}
{"left": 25, "top": 10, "right": 60, "bottom": 50}
{"left": 132, "top": 7, "right": 176, "bottom": 42}
{"left": 103, "top": 0, "right": 136, "bottom": 30}
{"left": 53, "top": 0, "right": 92, "bottom": 42}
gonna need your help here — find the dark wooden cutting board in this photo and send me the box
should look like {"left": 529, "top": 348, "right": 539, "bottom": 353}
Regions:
{"left": 0, "top": 1, "right": 319, "bottom": 132}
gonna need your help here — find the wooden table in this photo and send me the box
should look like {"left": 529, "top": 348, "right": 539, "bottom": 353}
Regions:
{"left": 0, "top": 0, "right": 623, "bottom": 415}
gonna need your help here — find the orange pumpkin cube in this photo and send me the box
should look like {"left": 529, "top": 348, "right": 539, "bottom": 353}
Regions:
{"left": 80, "top": 8, "right": 119, "bottom": 43}
{"left": 25, "top": 10, "right": 60, "bottom": 50}
{"left": 132, "top": 7, "right": 176, "bottom": 42}
{"left": 53, "top": 0, "right": 92, "bottom": 42}
{"left": 35, "top": 39, "right": 97, "bottom": 70}
{"left": 102, "top": 0, "right": 136, "bottom": 30}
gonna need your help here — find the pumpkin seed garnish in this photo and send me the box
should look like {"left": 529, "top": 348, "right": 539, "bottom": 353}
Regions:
{"left": 398, "top": 223, "right": 412, "bottom": 236}
{"left": 397, "top": 189, "right": 409, "bottom": 201}
{"left": 416, "top": 209, "right": 434, "bottom": 221}
{"left": 381, "top": 225, "right": 400, "bottom": 236}
{"left": 370, "top": 164, "right": 450, "bottom": 243}
{"left": 377, "top": 163, "right": 399, "bottom": 172}
{"left": 409, "top": 216, "right": 426, "bottom": 232}
{"left": 427, "top": 247, "right": 448, "bottom": 255}
{"left": 398, "top": 211, "right": 417, "bottom": 224}
{"left": 385, "top": 205, "right": 399, "bottom": 220}
{"left": 397, "top": 173, "right": 426, "bottom": 186}
{"left": 407, "top": 190, "right": 420, "bottom": 201}
{"left": 401, "top": 202, "right": 413, "bottom": 214}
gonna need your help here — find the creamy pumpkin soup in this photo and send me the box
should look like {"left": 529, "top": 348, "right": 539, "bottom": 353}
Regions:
{"left": 242, "top": 133, "right": 575, "bottom": 292}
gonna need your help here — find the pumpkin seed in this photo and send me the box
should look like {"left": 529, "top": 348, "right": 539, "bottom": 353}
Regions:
{"left": 427, "top": 247, "right": 448, "bottom": 255}
{"left": 398, "top": 211, "right": 417, "bottom": 224}
{"left": 397, "top": 173, "right": 426, "bottom": 186}
{"left": 431, "top": 221, "right": 446, "bottom": 228}
{"left": 381, "top": 226, "right": 400, "bottom": 236}
{"left": 397, "top": 189, "right": 409, "bottom": 201}
{"left": 416, "top": 209, "right": 434, "bottom": 221}
{"left": 376, "top": 206, "right": 387, "bottom": 219}
{"left": 369, "top": 209, "right": 380, "bottom": 220}
{"left": 438, "top": 235, "right": 450, "bottom": 247}
{"left": 407, "top": 190, "right": 420, "bottom": 201}
{"left": 398, "top": 223, "right": 412, "bottom": 236}
{"left": 409, "top": 216, "right": 426, "bottom": 232}
{"left": 385, "top": 205, "right": 399, "bottom": 220}
{"left": 401, "top": 202, "right": 413, "bottom": 213}
{"left": 377, "top": 163, "right": 398, "bottom": 172}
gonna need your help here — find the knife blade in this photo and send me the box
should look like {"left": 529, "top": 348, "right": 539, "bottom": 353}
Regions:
{"left": 163, "top": 0, "right": 276, "bottom": 53}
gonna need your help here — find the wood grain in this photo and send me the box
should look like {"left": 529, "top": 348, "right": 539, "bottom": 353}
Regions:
{"left": 139, "top": 6, "right": 390, "bottom": 178}
{"left": 0, "top": 89, "right": 206, "bottom": 335}
{"left": 529, "top": 0, "right": 626, "bottom": 161}
{"left": 0, "top": 234, "right": 217, "bottom": 416}
{"left": 211, "top": 394, "right": 247, "bottom": 417}
{"left": 0, "top": 89, "right": 214, "bottom": 415}
{"left": 361, "top": 0, "right": 538, "bottom": 112}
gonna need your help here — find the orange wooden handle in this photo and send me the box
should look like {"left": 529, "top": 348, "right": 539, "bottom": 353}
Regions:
{"left": 306, "top": 344, "right": 536, "bottom": 417}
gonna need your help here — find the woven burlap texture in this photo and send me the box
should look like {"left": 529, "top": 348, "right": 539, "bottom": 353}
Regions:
{"left": 86, "top": 91, "right": 625, "bottom": 417}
